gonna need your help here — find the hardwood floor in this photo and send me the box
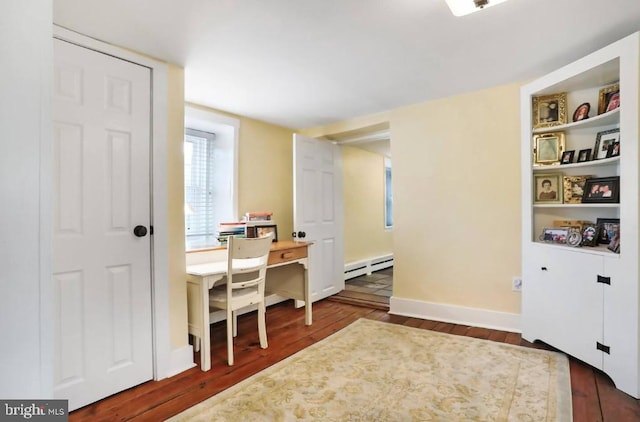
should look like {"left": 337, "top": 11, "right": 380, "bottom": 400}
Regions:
{"left": 70, "top": 299, "right": 640, "bottom": 421}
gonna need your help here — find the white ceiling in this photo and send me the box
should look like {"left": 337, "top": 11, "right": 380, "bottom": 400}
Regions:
{"left": 53, "top": 0, "right": 640, "bottom": 130}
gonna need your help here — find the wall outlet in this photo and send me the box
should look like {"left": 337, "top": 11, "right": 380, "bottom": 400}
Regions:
{"left": 512, "top": 277, "right": 523, "bottom": 292}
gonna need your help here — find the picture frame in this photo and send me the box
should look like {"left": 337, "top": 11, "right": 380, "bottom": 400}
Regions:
{"left": 533, "top": 132, "right": 565, "bottom": 166}
{"left": 572, "top": 102, "right": 590, "bottom": 122}
{"left": 596, "top": 218, "right": 620, "bottom": 245}
{"left": 576, "top": 148, "right": 591, "bottom": 162}
{"left": 606, "top": 141, "right": 620, "bottom": 158}
{"left": 598, "top": 83, "right": 620, "bottom": 114}
{"left": 560, "top": 150, "right": 574, "bottom": 164}
{"left": 532, "top": 93, "right": 567, "bottom": 129}
{"left": 534, "top": 173, "right": 562, "bottom": 204}
{"left": 246, "top": 224, "right": 278, "bottom": 242}
{"left": 562, "top": 175, "right": 591, "bottom": 204}
{"left": 581, "top": 176, "right": 620, "bottom": 203}
{"left": 581, "top": 225, "right": 598, "bottom": 247}
{"left": 594, "top": 128, "right": 620, "bottom": 160}
{"left": 607, "top": 225, "right": 620, "bottom": 254}
{"left": 538, "top": 227, "right": 569, "bottom": 244}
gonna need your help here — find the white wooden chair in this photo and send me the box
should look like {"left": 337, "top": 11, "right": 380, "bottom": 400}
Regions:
{"left": 209, "top": 233, "right": 273, "bottom": 366}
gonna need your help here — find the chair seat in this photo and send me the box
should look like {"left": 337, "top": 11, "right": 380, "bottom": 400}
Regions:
{"left": 209, "top": 286, "right": 260, "bottom": 303}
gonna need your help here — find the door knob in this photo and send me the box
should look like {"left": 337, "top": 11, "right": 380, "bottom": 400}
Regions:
{"left": 133, "top": 225, "right": 148, "bottom": 237}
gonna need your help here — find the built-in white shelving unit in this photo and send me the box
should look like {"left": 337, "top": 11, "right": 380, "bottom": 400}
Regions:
{"left": 520, "top": 32, "right": 640, "bottom": 398}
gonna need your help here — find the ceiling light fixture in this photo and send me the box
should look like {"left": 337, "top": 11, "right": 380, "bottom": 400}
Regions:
{"left": 445, "top": 0, "right": 511, "bottom": 16}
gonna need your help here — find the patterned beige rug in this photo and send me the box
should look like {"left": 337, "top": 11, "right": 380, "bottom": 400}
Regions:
{"left": 169, "top": 318, "right": 572, "bottom": 421}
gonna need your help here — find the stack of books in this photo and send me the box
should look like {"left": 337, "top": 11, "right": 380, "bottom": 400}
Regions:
{"left": 244, "top": 211, "right": 273, "bottom": 221}
{"left": 216, "top": 222, "right": 246, "bottom": 245}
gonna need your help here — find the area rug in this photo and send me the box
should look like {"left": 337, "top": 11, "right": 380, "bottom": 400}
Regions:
{"left": 169, "top": 318, "right": 572, "bottom": 421}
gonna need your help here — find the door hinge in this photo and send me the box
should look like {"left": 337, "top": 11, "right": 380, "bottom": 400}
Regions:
{"left": 597, "top": 275, "right": 611, "bottom": 285}
{"left": 150, "top": 225, "right": 154, "bottom": 235}
{"left": 597, "top": 342, "right": 611, "bottom": 354}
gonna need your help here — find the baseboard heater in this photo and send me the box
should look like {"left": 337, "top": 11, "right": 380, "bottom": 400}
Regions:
{"left": 344, "top": 254, "right": 394, "bottom": 280}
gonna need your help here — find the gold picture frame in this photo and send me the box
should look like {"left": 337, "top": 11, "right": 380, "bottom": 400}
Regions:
{"left": 598, "top": 83, "right": 620, "bottom": 114}
{"left": 563, "top": 175, "right": 591, "bottom": 204}
{"left": 533, "top": 132, "right": 565, "bottom": 166}
{"left": 532, "top": 93, "right": 567, "bottom": 129}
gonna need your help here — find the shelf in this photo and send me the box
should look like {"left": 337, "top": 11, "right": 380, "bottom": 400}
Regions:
{"left": 532, "top": 108, "right": 619, "bottom": 134}
{"left": 533, "top": 203, "right": 619, "bottom": 208}
{"left": 532, "top": 241, "right": 621, "bottom": 257}
{"left": 533, "top": 156, "right": 619, "bottom": 171}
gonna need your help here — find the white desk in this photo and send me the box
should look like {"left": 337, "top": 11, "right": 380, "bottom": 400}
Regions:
{"left": 186, "top": 241, "right": 312, "bottom": 371}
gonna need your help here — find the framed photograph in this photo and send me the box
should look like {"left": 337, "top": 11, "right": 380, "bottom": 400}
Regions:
{"left": 560, "top": 150, "right": 574, "bottom": 164}
{"left": 598, "top": 83, "right": 620, "bottom": 114}
{"left": 563, "top": 176, "right": 591, "bottom": 204}
{"left": 607, "top": 225, "right": 620, "bottom": 253}
{"left": 594, "top": 129, "right": 620, "bottom": 160}
{"left": 577, "top": 148, "right": 591, "bottom": 163}
{"left": 572, "top": 102, "right": 591, "bottom": 122}
{"left": 533, "top": 132, "right": 565, "bottom": 165}
{"left": 582, "top": 225, "right": 598, "bottom": 247}
{"left": 532, "top": 93, "right": 567, "bottom": 129}
{"left": 581, "top": 176, "right": 620, "bottom": 203}
{"left": 246, "top": 224, "right": 278, "bottom": 242}
{"left": 534, "top": 173, "right": 562, "bottom": 204}
{"left": 606, "top": 141, "right": 620, "bottom": 158}
{"left": 538, "top": 227, "right": 569, "bottom": 244}
{"left": 596, "top": 218, "right": 620, "bottom": 245}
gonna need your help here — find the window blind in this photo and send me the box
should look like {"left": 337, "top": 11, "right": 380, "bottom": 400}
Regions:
{"left": 184, "top": 128, "right": 216, "bottom": 240}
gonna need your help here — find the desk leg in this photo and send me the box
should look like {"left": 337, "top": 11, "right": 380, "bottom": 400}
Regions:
{"left": 200, "top": 280, "right": 211, "bottom": 371}
{"left": 302, "top": 259, "right": 312, "bottom": 326}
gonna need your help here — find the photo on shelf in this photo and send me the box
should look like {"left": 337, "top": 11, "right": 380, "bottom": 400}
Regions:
{"left": 561, "top": 150, "right": 574, "bottom": 164}
{"left": 563, "top": 175, "right": 591, "bottom": 204}
{"left": 596, "top": 218, "right": 620, "bottom": 245}
{"left": 577, "top": 148, "right": 592, "bottom": 162}
{"left": 539, "top": 227, "right": 569, "bottom": 244}
{"left": 533, "top": 132, "right": 565, "bottom": 165}
{"left": 607, "top": 141, "right": 620, "bottom": 158}
{"left": 532, "top": 93, "right": 567, "bottom": 129}
{"left": 534, "top": 173, "right": 563, "bottom": 204}
{"left": 594, "top": 128, "right": 620, "bottom": 160}
{"left": 598, "top": 83, "right": 620, "bottom": 114}
{"left": 607, "top": 226, "right": 620, "bottom": 254}
{"left": 581, "top": 225, "right": 598, "bottom": 247}
{"left": 572, "top": 102, "right": 591, "bottom": 122}
{"left": 581, "top": 176, "right": 620, "bottom": 204}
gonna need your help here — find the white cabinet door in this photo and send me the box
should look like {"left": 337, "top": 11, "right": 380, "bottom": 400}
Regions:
{"left": 602, "top": 256, "right": 637, "bottom": 395}
{"left": 53, "top": 39, "right": 153, "bottom": 410}
{"left": 293, "top": 134, "right": 344, "bottom": 302}
{"left": 522, "top": 246, "right": 604, "bottom": 370}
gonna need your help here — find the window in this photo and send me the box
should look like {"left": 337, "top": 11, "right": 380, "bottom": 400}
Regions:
{"left": 184, "top": 106, "right": 239, "bottom": 250}
{"left": 385, "top": 157, "right": 393, "bottom": 228}
{"left": 184, "top": 128, "right": 217, "bottom": 248}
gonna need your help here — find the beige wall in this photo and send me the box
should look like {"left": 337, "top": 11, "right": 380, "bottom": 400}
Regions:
{"left": 342, "top": 145, "right": 393, "bottom": 263}
{"left": 308, "top": 82, "right": 523, "bottom": 314}
{"left": 166, "top": 65, "right": 188, "bottom": 348}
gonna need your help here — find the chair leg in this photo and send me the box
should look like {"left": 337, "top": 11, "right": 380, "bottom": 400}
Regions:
{"left": 193, "top": 335, "right": 200, "bottom": 352}
{"left": 258, "top": 302, "right": 268, "bottom": 349}
{"left": 233, "top": 311, "right": 238, "bottom": 338}
{"left": 226, "top": 308, "right": 234, "bottom": 366}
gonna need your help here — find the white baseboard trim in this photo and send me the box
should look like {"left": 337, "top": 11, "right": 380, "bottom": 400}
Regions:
{"left": 165, "top": 345, "right": 196, "bottom": 378}
{"left": 344, "top": 254, "right": 394, "bottom": 280}
{"left": 389, "top": 296, "right": 521, "bottom": 333}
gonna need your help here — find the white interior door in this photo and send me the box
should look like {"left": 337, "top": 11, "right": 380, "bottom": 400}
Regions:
{"left": 52, "top": 39, "right": 153, "bottom": 411}
{"left": 293, "top": 134, "right": 344, "bottom": 302}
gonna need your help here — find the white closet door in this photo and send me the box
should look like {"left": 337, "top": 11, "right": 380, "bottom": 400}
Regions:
{"left": 52, "top": 39, "right": 153, "bottom": 411}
